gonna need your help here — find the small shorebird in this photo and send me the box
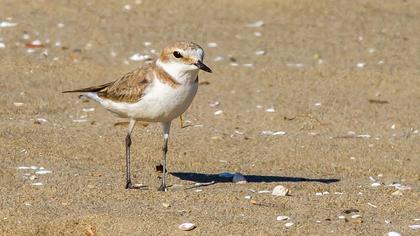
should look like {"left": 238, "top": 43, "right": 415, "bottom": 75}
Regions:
{"left": 63, "top": 41, "right": 212, "bottom": 191}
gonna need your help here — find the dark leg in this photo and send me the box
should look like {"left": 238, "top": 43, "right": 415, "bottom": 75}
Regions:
{"left": 158, "top": 122, "right": 171, "bottom": 191}
{"left": 125, "top": 120, "right": 136, "bottom": 189}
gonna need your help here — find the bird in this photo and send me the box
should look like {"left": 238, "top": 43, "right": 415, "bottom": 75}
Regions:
{"left": 63, "top": 41, "right": 212, "bottom": 191}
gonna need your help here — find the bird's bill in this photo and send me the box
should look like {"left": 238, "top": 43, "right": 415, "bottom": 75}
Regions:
{"left": 194, "top": 60, "right": 212, "bottom": 73}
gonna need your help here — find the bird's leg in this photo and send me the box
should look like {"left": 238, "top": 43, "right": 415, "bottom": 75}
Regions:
{"left": 179, "top": 115, "right": 184, "bottom": 128}
{"left": 158, "top": 122, "right": 171, "bottom": 191}
{"left": 125, "top": 119, "right": 136, "bottom": 189}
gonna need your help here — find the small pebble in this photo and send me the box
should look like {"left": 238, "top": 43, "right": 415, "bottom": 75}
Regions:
{"left": 178, "top": 223, "right": 196, "bottom": 231}
{"left": 244, "top": 195, "right": 251, "bottom": 199}
{"left": 272, "top": 185, "right": 289, "bottom": 196}
{"left": 351, "top": 214, "right": 362, "bottom": 219}
{"left": 254, "top": 32, "right": 262, "bottom": 37}
{"left": 162, "top": 203, "right": 170, "bottom": 208}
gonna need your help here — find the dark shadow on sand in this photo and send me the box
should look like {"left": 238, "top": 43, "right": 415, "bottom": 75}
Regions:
{"left": 171, "top": 172, "right": 339, "bottom": 184}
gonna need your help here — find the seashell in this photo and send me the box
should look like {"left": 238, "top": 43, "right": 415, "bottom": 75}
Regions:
{"left": 272, "top": 185, "right": 289, "bottom": 196}
{"left": 0, "top": 21, "right": 17, "bottom": 28}
{"left": 387, "top": 232, "right": 401, "bottom": 236}
{"left": 178, "top": 223, "right": 196, "bottom": 231}
{"left": 35, "top": 170, "right": 52, "bottom": 175}
{"left": 276, "top": 215, "right": 289, "bottom": 221}
{"left": 207, "top": 42, "right": 217, "bottom": 48}
{"left": 255, "top": 50, "right": 265, "bottom": 55}
{"left": 284, "top": 222, "right": 294, "bottom": 227}
{"left": 246, "top": 20, "right": 264, "bottom": 28}
{"left": 232, "top": 172, "right": 247, "bottom": 184}
{"left": 214, "top": 110, "right": 223, "bottom": 115}
{"left": 129, "top": 53, "right": 151, "bottom": 61}
{"left": 371, "top": 182, "right": 381, "bottom": 187}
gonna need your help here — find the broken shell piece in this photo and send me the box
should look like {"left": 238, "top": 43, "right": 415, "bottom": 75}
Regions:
{"left": 162, "top": 203, "right": 170, "bottom": 208}
{"left": 371, "top": 182, "right": 381, "bottom": 187}
{"left": 391, "top": 190, "right": 403, "bottom": 196}
{"left": 35, "top": 170, "right": 52, "bottom": 175}
{"left": 207, "top": 42, "right": 218, "bottom": 48}
{"left": 356, "top": 63, "right": 366, "bottom": 68}
{"left": 129, "top": 53, "right": 151, "bottom": 61}
{"left": 13, "top": 102, "right": 24, "bottom": 107}
{"left": 272, "top": 185, "right": 289, "bottom": 196}
{"left": 284, "top": 222, "right": 294, "bottom": 227}
{"left": 276, "top": 215, "right": 289, "bottom": 221}
{"left": 387, "top": 232, "right": 401, "bottom": 236}
{"left": 246, "top": 20, "right": 264, "bottom": 28}
{"left": 409, "top": 225, "right": 420, "bottom": 229}
{"left": 178, "top": 223, "right": 196, "bottom": 231}
{"left": 351, "top": 214, "right": 362, "bottom": 219}
{"left": 214, "top": 110, "right": 223, "bottom": 115}
{"left": 255, "top": 50, "right": 265, "bottom": 55}
{"left": 232, "top": 172, "right": 247, "bottom": 184}
{"left": 0, "top": 21, "right": 17, "bottom": 28}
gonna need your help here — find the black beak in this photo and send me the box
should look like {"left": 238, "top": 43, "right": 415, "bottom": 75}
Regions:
{"left": 194, "top": 60, "right": 212, "bottom": 73}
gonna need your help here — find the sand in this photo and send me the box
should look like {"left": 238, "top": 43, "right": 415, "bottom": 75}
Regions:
{"left": 0, "top": 0, "right": 419, "bottom": 235}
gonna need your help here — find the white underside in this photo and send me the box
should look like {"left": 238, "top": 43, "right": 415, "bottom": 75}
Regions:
{"left": 85, "top": 74, "right": 198, "bottom": 123}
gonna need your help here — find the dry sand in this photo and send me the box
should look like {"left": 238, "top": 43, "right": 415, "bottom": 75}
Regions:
{"left": 0, "top": 0, "right": 419, "bottom": 235}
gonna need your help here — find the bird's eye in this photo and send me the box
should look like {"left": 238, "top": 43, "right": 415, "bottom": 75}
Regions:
{"left": 173, "top": 51, "right": 182, "bottom": 58}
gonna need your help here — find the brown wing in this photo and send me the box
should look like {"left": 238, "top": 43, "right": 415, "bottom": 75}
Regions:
{"left": 63, "top": 64, "right": 154, "bottom": 103}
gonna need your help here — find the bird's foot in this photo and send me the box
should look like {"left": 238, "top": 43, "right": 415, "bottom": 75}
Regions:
{"left": 125, "top": 181, "right": 134, "bottom": 189}
{"left": 157, "top": 183, "right": 167, "bottom": 192}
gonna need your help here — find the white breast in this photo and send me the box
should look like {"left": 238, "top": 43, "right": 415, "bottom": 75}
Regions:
{"left": 95, "top": 78, "right": 198, "bottom": 123}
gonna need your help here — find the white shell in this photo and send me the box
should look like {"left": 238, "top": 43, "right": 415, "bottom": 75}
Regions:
{"left": 272, "top": 185, "right": 289, "bottom": 196}
{"left": 232, "top": 173, "right": 247, "bottom": 184}
{"left": 178, "top": 223, "right": 196, "bottom": 231}
{"left": 246, "top": 20, "right": 264, "bottom": 28}
{"left": 276, "top": 215, "right": 289, "bottom": 221}
{"left": 284, "top": 222, "right": 294, "bottom": 227}
{"left": 387, "top": 232, "right": 401, "bottom": 236}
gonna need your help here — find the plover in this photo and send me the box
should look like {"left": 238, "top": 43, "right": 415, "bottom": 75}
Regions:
{"left": 63, "top": 41, "right": 212, "bottom": 191}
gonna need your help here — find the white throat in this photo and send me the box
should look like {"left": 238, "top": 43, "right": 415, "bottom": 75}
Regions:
{"left": 156, "top": 59, "right": 198, "bottom": 84}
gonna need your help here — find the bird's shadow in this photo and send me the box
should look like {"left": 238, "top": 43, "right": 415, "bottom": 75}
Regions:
{"left": 171, "top": 172, "right": 339, "bottom": 184}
